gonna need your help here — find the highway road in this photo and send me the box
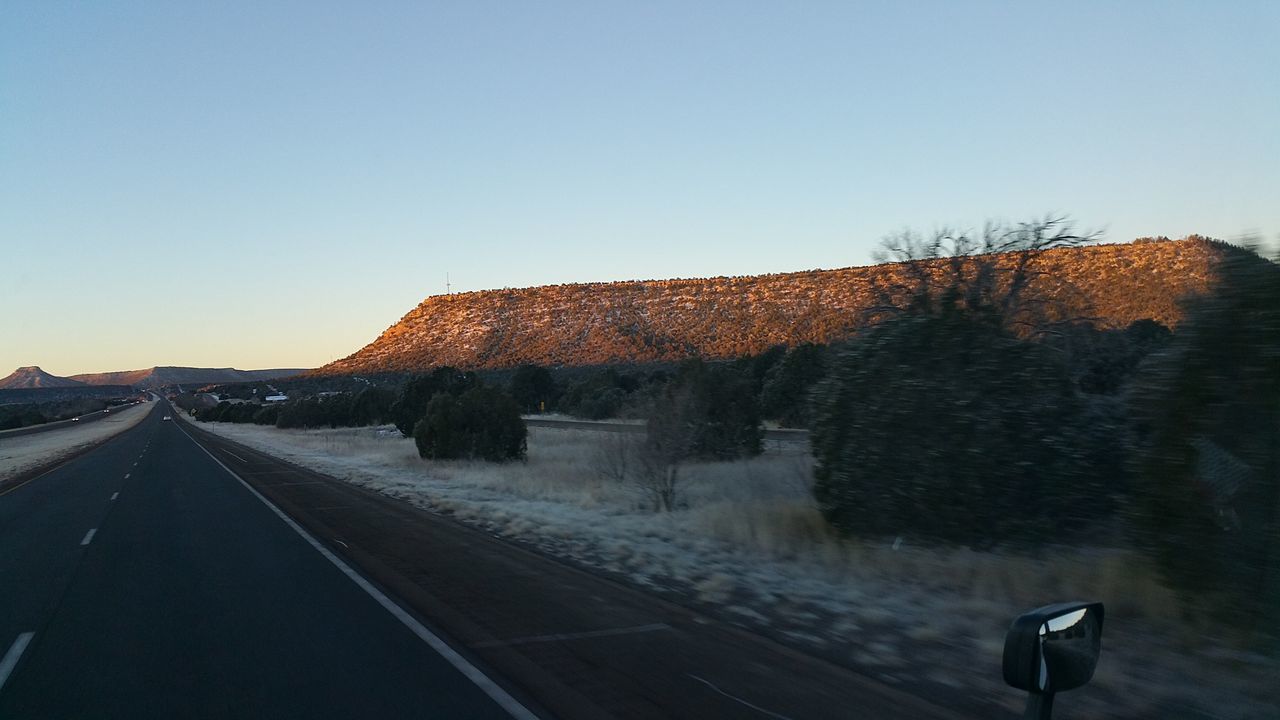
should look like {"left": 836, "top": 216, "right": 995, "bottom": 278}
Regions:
{"left": 0, "top": 403, "right": 134, "bottom": 440}
{"left": 0, "top": 402, "right": 524, "bottom": 719}
{"left": 1, "top": 401, "right": 967, "bottom": 720}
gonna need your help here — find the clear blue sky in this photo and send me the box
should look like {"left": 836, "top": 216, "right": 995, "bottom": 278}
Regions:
{"left": 2, "top": 1, "right": 1276, "bottom": 376}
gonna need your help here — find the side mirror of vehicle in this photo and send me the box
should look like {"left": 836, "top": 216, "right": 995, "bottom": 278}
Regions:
{"left": 1002, "top": 601, "right": 1104, "bottom": 720}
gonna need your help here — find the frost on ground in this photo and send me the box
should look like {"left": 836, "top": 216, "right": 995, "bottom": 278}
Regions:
{"left": 0, "top": 403, "right": 151, "bottom": 482}
{"left": 195, "top": 420, "right": 1277, "bottom": 719}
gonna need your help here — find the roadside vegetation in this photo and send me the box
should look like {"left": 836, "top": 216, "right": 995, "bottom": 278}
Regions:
{"left": 190, "top": 224, "right": 1279, "bottom": 716}
{"left": 0, "top": 396, "right": 134, "bottom": 431}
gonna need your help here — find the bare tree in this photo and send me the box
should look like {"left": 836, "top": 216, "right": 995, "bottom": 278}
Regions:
{"left": 637, "top": 381, "right": 698, "bottom": 512}
{"left": 867, "top": 215, "right": 1102, "bottom": 336}
{"left": 590, "top": 428, "right": 640, "bottom": 486}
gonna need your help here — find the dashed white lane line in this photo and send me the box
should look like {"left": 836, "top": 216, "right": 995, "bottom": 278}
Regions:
{"left": 110, "top": 492, "right": 119, "bottom": 501}
{"left": 124, "top": 473, "right": 130, "bottom": 479}
{"left": 0, "top": 632, "right": 35, "bottom": 692}
{"left": 223, "top": 449, "right": 247, "bottom": 463}
{"left": 80, "top": 528, "right": 97, "bottom": 546}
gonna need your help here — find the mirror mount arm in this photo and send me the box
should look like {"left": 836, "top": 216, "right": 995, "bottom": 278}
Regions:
{"left": 1022, "top": 692, "right": 1053, "bottom": 720}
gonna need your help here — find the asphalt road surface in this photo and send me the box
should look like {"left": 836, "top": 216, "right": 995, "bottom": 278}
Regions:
{"left": 0, "top": 403, "right": 522, "bottom": 719}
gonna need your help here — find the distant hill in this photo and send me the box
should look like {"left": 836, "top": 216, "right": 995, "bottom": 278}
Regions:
{"left": 0, "top": 385, "right": 136, "bottom": 405}
{"left": 0, "top": 366, "right": 85, "bottom": 390}
{"left": 69, "top": 366, "right": 306, "bottom": 388}
{"left": 311, "top": 237, "right": 1242, "bottom": 376}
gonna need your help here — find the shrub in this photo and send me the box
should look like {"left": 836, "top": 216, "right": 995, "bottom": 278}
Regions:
{"left": 200, "top": 401, "right": 232, "bottom": 422}
{"left": 559, "top": 370, "right": 632, "bottom": 420}
{"left": 759, "top": 343, "right": 828, "bottom": 428}
{"left": 390, "top": 367, "right": 478, "bottom": 437}
{"left": 1128, "top": 246, "right": 1280, "bottom": 634}
{"left": 0, "top": 406, "right": 46, "bottom": 430}
{"left": 318, "top": 393, "right": 354, "bottom": 428}
{"left": 413, "top": 386, "right": 527, "bottom": 461}
{"left": 810, "top": 313, "right": 1107, "bottom": 548}
{"left": 509, "top": 364, "right": 558, "bottom": 413}
{"left": 350, "top": 386, "right": 395, "bottom": 426}
{"left": 276, "top": 398, "right": 322, "bottom": 429}
{"left": 648, "top": 359, "right": 762, "bottom": 461}
{"left": 252, "top": 405, "right": 280, "bottom": 425}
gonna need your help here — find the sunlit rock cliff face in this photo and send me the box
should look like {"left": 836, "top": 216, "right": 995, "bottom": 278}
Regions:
{"left": 312, "top": 238, "right": 1237, "bottom": 375}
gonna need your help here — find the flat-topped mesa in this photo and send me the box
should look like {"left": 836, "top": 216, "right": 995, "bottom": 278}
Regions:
{"left": 68, "top": 367, "right": 307, "bottom": 388}
{"left": 0, "top": 366, "right": 86, "bottom": 389}
{"left": 311, "top": 237, "right": 1242, "bottom": 376}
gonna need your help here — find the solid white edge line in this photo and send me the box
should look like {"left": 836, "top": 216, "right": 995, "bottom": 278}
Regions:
{"left": 687, "top": 674, "right": 795, "bottom": 720}
{"left": 174, "top": 423, "right": 539, "bottom": 720}
{"left": 473, "top": 623, "right": 672, "bottom": 649}
{"left": 80, "top": 528, "right": 97, "bottom": 546}
{"left": 0, "top": 632, "right": 35, "bottom": 692}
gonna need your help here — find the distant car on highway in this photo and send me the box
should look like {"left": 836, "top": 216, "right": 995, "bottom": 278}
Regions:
{"left": 103, "top": 408, "right": 109, "bottom": 413}
{"left": 72, "top": 417, "right": 79, "bottom": 421}
{"left": 163, "top": 415, "right": 171, "bottom": 421}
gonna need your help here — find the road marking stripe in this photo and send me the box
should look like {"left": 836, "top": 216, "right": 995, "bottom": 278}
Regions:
{"left": 124, "top": 473, "right": 130, "bottom": 479}
{"left": 687, "top": 674, "right": 795, "bottom": 720}
{"left": 0, "top": 632, "right": 35, "bottom": 692}
{"left": 111, "top": 492, "right": 119, "bottom": 500}
{"left": 80, "top": 528, "right": 97, "bottom": 546}
{"left": 175, "top": 425, "right": 539, "bottom": 720}
{"left": 223, "top": 449, "right": 248, "bottom": 463}
{"left": 473, "top": 623, "right": 671, "bottom": 649}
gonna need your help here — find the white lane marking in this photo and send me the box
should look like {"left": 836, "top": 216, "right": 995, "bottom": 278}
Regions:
{"left": 124, "top": 473, "right": 130, "bottom": 479}
{"left": 223, "top": 449, "right": 247, "bottom": 463}
{"left": 110, "top": 492, "right": 119, "bottom": 500}
{"left": 687, "top": 674, "right": 795, "bottom": 720}
{"left": 175, "top": 425, "right": 538, "bottom": 720}
{"left": 473, "top": 623, "right": 671, "bottom": 649}
{"left": 0, "top": 632, "right": 35, "bottom": 692}
{"left": 80, "top": 529, "right": 97, "bottom": 546}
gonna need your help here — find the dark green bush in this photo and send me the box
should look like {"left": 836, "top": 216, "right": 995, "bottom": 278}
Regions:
{"left": 350, "top": 386, "right": 395, "bottom": 426}
{"left": 647, "top": 359, "right": 762, "bottom": 461}
{"left": 413, "top": 386, "right": 527, "bottom": 461}
{"left": 275, "top": 398, "right": 321, "bottom": 428}
{"left": 252, "top": 405, "right": 280, "bottom": 425}
{"left": 759, "top": 343, "right": 828, "bottom": 428}
{"left": 391, "top": 367, "right": 478, "bottom": 437}
{"left": 0, "top": 406, "right": 47, "bottom": 430}
{"left": 509, "top": 364, "right": 558, "bottom": 413}
{"left": 810, "top": 313, "right": 1108, "bottom": 548}
{"left": 559, "top": 370, "right": 632, "bottom": 420}
{"left": 1128, "top": 246, "right": 1280, "bottom": 634}
{"left": 199, "top": 401, "right": 232, "bottom": 422}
